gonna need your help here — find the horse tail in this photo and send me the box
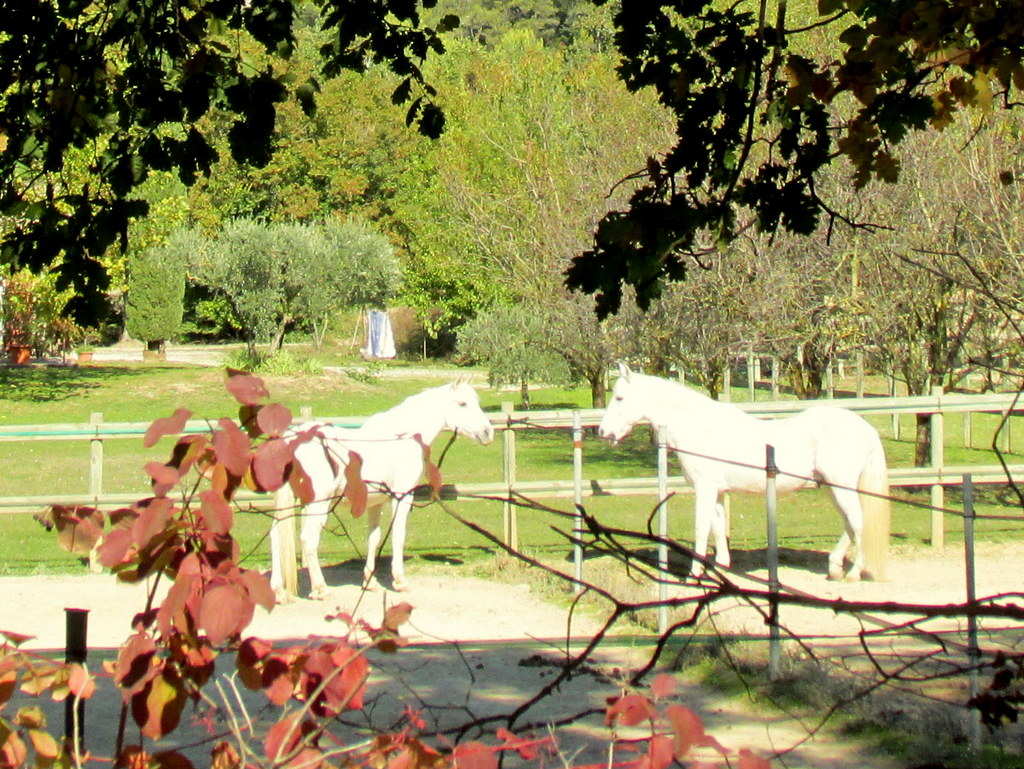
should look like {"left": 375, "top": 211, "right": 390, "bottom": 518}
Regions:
{"left": 858, "top": 433, "right": 891, "bottom": 581}
{"left": 272, "top": 481, "right": 299, "bottom": 597}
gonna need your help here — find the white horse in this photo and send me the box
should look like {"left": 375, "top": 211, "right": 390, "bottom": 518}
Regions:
{"left": 269, "top": 379, "right": 494, "bottom": 601}
{"left": 598, "top": 363, "right": 890, "bottom": 581}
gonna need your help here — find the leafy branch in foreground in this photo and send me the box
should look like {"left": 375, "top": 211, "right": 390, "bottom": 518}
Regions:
{"left": 4, "top": 371, "right": 784, "bottom": 769}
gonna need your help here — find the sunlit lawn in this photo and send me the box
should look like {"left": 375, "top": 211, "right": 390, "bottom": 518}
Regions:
{"left": 0, "top": 357, "right": 1022, "bottom": 577}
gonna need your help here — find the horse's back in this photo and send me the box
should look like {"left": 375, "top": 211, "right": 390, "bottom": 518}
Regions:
{"left": 782, "top": 405, "right": 883, "bottom": 479}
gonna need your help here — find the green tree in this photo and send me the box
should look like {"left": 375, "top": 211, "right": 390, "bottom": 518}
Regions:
{"left": 296, "top": 218, "right": 402, "bottom": 349}
{"left": 565, "top": 1, "right": 1024, "bottom": 317}
{"left": 125, "top": 232, "right": 190, "bottom": 353}
{"left": 192, "top": 220, "right": 290, "bottom": 357}
{"left": 0, "top": 0, "right": 452, "bottom": 323}
{"left": 394, "top": 30, "right": 671, "bottom": 339}
{"left": 457, "top": 303, "right": 573, "bottom": 408}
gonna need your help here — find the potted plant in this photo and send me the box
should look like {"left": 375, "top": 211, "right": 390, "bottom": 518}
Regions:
{"left": 3, "top": 272, "right": 35, "bottom": 365}
{"left": 75, "top": 329, "right": 100, "bottom": 364}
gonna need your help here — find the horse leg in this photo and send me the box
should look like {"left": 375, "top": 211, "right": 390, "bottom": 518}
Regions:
{"left": 299, "top": 501, "right": 330, "bottom": 600}
{"left": 363, "top": 503, "right": 385, "bottom": 590}
{"left": 269, "top": 516, "right": 288, "bottom": 604}
{"left": 711, "top": 500, "right": 731, "bottom": 569}
{"left": 389, "top": 496, "right": 413, "bottom": 592}
{"left": 689, "top": 485, "right": 718, "bottom": 579}
{"left": 827, "top": 484, "right": 865, "bottom": 581}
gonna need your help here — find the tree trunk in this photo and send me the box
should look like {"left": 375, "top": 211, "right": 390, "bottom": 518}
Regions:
{"left": 519, "top": 379, "right": 531, "bottom": 409}
{"left": 589, "top": 374, "right": 606, "bottom": 409}
{"left": 915, "top": 413, "right": 931, "bottom": 467}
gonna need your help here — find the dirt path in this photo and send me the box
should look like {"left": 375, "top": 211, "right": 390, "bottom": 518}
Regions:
{"left": 4, "top": 540, "right": 1022, "bottom": 768}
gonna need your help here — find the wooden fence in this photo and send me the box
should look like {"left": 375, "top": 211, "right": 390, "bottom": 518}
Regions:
{"left": 2, "top": 390, "right": 1024, "bottom": 558}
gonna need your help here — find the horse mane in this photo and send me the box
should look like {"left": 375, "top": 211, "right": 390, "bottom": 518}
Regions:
{"left": 631, "top": 370, "right": 714, "bottom": 409}
{"left": 360, "top": 378, "right": 475, "bottom": 436}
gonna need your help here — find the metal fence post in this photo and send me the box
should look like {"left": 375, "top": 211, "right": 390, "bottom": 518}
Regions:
{"left": 501, "top": 402, "right": 518, "bottom": 550}
{"left": 930, "top": 386, "right": 945, "bottom": 548}
{"left": 89, "top": 413, "right": 103, "bottom": 502}
{"left": 656, "top": 425, "right": 669, "bottom": 635}
{"left": 64, "top": 608, "right": 88, "bottom": 758}
{"left": 572, "top": 411, "right": 584, "bottom": 591}
{"left": 766, "top": 445, "right": 781, "bottom": 679}
{"left": 963, "top": 474, "right": 980, "bottom": 751}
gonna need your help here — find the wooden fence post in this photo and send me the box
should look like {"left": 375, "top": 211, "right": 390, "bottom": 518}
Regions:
{"left": 89, "top": 413, "right": 103, "bottom": 502}
{"left": 930, "top": 385, "right": 945, "bottom": 548}
{"left": 501, "top": 402, "right": 518, "bottom": 550}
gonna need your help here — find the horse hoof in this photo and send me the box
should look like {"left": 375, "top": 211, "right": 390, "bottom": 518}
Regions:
{"left": 362, "top": 574, "right": 382, "bottom": 591}
{"left": 274, "top": 589, "right": 294, "bottom": 605}
{"left": 827, "top": 565, "right": 844, "bottom": 581}
{"left": 391, "top": 577, "right": 410, "bottom": 592}
{"left": 845, "top": 570, "right": 862, "bottom": 583}
{"left": 308, "top": 586, "right": 330, "bottom": 601}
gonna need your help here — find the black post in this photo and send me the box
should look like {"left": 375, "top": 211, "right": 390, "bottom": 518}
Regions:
{"left": 64, "top": 608, "right": 88, "bottom": 756}
{"left": 766, "top": 445, "right": 780, "bottom": 679}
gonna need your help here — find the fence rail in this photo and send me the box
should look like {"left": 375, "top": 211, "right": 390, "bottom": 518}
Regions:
{"left": 3, "top": 392, "right": 1024, "bottom": 541}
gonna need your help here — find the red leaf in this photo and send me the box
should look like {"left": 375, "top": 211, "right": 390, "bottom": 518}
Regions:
{"left": 324, "top": 644, "right": 368, "bottom": 712}
{"left": 145, "top": 461, "right": 181, "bottom": 496}
{"left": 0, "top": 729, "right": 27, "bottom": 768}
{"left": 666, "top": 704, "right": 705, "bottom": 759}
{"left": 131, "top": 497, "right": 175, "bottom": 550}
{"left": 256, "top": 403, "right": 293, "bottom": 438}
{"left": 641, "top": 736, "right": 674, "bottom": 769}
{"left": 264, "top": 712, "right": 303, "bottom": 761}
{"left": 236, "top": 638, "right": 272, "bottom": 691}
{"left": 416, "top": 437, "right": 443, "bottom": 499}
{"left": 199, "top": 583, "right": 254, "bottom": 646}
{"left": 342, "top": 452, "right": 367, "bottom": 518}
{"left": 605, "top": 693, "right": 655, "bottom": 727}
{"left": 252, "top": 438, "right": 294, "bottom": 492}
{"left": 199, "top": 490, "right": 233, "bottom": 536}
{"left": 288, "top": 463, "right": 315, "bottom": 505}
{"left": 225, "top": 372, "right": 269, "bottom": 406}
{"left": 651, "top": 673, "right": 677, "bottom": 701}
{"left": 157, "top": 565, "right": 200, "bottom": 638}
{"left": 166, "top": 434, "right": 209, "bottom": 477}
{"left": 383, "top": 602, "right": 413, "bottom": 633}
{"left": 151, "top": 750, "right": 197, "bottom": 769}
{"left": 143, "top": 408, "right": 192, "bottom": 448}
{"left": 261, "top": 656, "right": 295, "bottom": 705}
{"left": 114, "top": 631, "right": 159, "bottom": 695}
{"left": 239, "top": 569, "right": 276, "bottom": 613}
{"left": 213, "top": 418, "right": 252, "bottom": 478}
{"left": 738, "top": 749, "right": 772, "bottom": 769}
{"left": 133, "top": 668, "right": 187, "bottom": 740}
{"left": 46, "top": 506, "right": 105, "bottom": 555}
{"left": 98, "top": 527, "right": 135, "bottom": 569}
{"left": 452, "top": 742, "right": 498, "bottom": 769}
{"left": 68, "top": 663, "right": 95, "bottom": 699}
{"left": 212, "top": 741, "right": 241, "bottom": 769}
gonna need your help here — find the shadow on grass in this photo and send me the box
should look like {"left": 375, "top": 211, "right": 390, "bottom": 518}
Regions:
{"left": 0, "top": 364, "right": 160, "bottom": 403}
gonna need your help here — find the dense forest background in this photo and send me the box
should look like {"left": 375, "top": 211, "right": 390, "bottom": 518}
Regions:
{"left": 5, "top": 0, "right": 1024, "bottom": 416}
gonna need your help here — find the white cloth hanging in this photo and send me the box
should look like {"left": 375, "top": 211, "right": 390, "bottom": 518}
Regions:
{"left": 363, "top": 309, "right": 396, "bottom": 359}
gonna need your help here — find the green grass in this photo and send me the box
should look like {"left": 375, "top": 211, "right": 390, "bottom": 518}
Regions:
{"left": 1, "top": 358, "right": 1023, "bottom": 577}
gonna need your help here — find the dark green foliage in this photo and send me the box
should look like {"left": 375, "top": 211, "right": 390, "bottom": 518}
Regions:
{"left": 566, "top": 0, "right": 1024, "bottom": 317}
{"left": 0, "top": 0, "right": 450, "bottom": 324}
{"left": 125, "top": 232, "right": 189, "bottom": 347}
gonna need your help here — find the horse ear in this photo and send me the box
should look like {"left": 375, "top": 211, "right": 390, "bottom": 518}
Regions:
{"left": 617, "top": 361, "right": 632, "bottom": 381}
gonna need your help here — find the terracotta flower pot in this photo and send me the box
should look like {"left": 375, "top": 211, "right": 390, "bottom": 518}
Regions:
{"left": 76, "top": 350, "right": 94, "bottom": 363}
{"left": 7, "top": 345, "right": 30, "bottom": 365}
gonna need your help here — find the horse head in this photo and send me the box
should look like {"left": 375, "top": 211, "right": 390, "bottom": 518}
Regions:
{"left": 441, "top": 377, "right": 494, "bottom": 445}
{"left": 598, "top": 362, "right": 645, "bottom": 444}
